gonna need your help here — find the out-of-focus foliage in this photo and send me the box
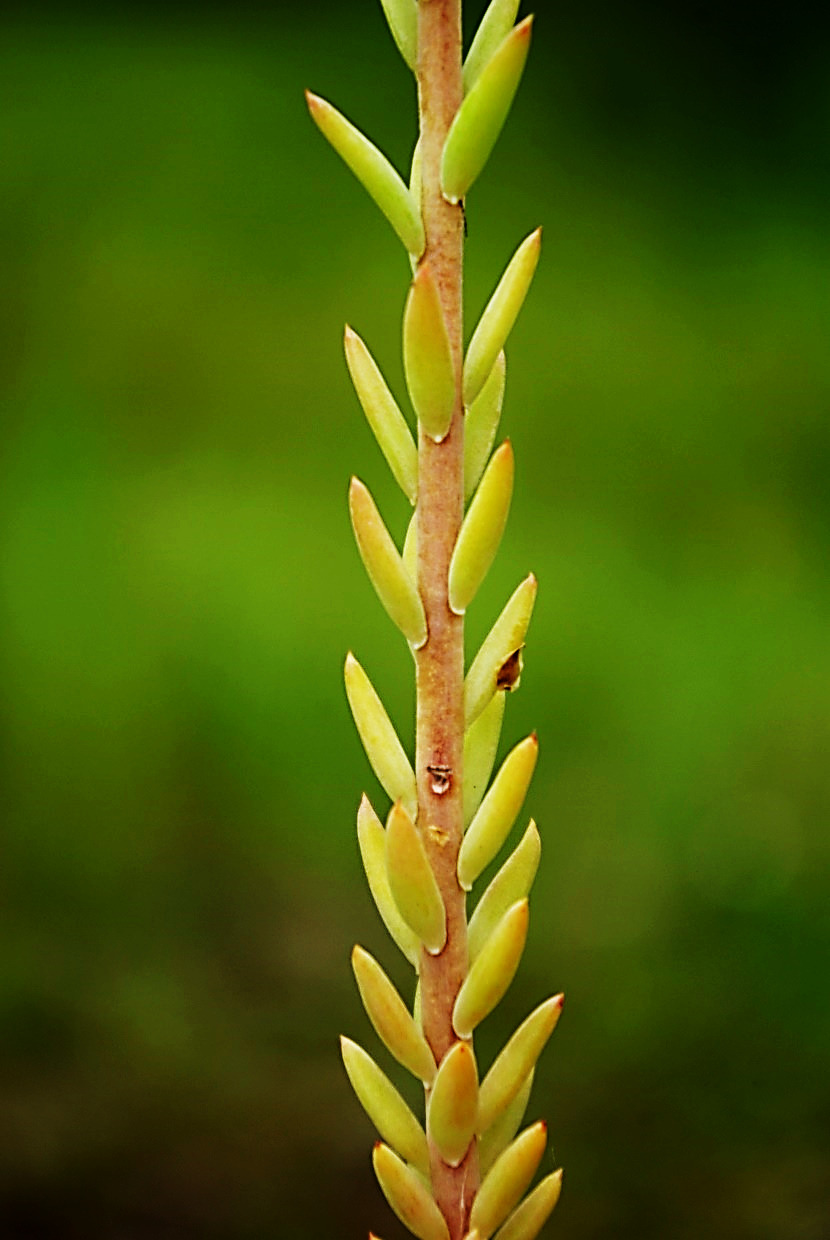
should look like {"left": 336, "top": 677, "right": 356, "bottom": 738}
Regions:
{"left": 1, "top": 4, "right": 828, "bottom": 1238}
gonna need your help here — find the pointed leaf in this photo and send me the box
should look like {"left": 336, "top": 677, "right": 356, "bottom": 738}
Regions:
{"left": 386, "top": 802, "right": 447, "bottom": 954}
{"left": 452, "top": 900, "right": 529, "bottom": 1037}
{"left": 379, "top": 0, "right": 418, "bottom": 72}
{"left": 357, "top": 795, "right": 421, "bottom": 965}
{"left": 373, "top": 1143, "right": 451, "bottom": 1240}
{"left": 458, "top": 735, "right": 537, "bottom": 891}
{"left": 479, "top": 1069, "right": 534, "bottom": 1175}
{"left": 344, "top": 328, "right": 418, "bottom": 504}
{"left": 465, "top": 351, "right": 506, "bottom": 501}
{"left": 427, "top": 1042, "right": 479, "bottom": 1167}
{"left": 441, "top": 18, "right": 534, "bottom": 203}
{"left": 468, "top": 822, "right": 541, "bottom": 961}
{"left": 403, "top": 262, "right": 457, "bottom": 442}
{"left": 352, "top": 946, "right": 436, "bottom": 1083}
{"left": 465, "top": 575, "right": 537, "bottom": 727}
{"left": 469, "top": 1122, "right": 548, "bottom": 1240}
{"left": 493, "top": 1171, "right": 563, "bottom": 1240}
{"left": 306, "top": 91, "right": 424, "bottom": 255}
{"left": 463, "top": 690, "right": 506, "bottom": 826}
{"left": 345, "top": 654, "right": 417, "bottom": 818}
{"left": 463, "top": 0, "right": 522, "bottom": 92}
{"left": 464, "top": 229, "right": 542, "bottom": 407}
{"left": 449, "top": 440, "right": 514, "bottom": 614}
{"left": 341, "top": 1036, "right": 429, "bottom": 1175}
{"left": 478, "top": 996, "right": 564, "bottom": 1133}
{"left": 350, "top": 477, "right": 427, "bottom": 647}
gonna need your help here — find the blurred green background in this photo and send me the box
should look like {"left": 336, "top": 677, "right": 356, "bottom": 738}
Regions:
{"left": 2, "top": 2, "right": 829, "bottom": 1236}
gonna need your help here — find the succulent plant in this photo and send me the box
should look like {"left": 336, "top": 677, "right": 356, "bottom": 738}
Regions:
{"left": 307, "top": 3, "right": 562, "bottom": 1238}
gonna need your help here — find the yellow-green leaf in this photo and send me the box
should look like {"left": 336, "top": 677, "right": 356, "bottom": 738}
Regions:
{"left": 468, "top": 821, "right": 541, "bottom": 961}
{"left": 379, "top": 0, "right": 418, "bottom": 72}
{"left": 478, "top": 996, "right": 564, "bottom": 1133}
{"left": 352, "top": 946, "right": 436, "bottom": 1083}
{"left": 465, "top": 350, "right": 506, "bottom": 501}
{"left": 403, "top": 262, "right": 457, "bottom": 442}
{"left": 306, "top": 91, "right": 424, "bottom": 255}
{"left": 344, "top": 328, "right": 418, "bottom": 504}
{"left": 386, "top": 802, "right": 447, "bottom": 955}
{"left": 493, "top": 1170, "right": 563, "bottom": 1240}
{"left": 464, "top": 229, "right": 541, "bottom": 407}
{"left": 373, "top": 1143, "right": 451, "bottom": 1240}
{"left": 350, "top": 477, "right": 427, "bottom": 647}
{"left": 341, "top": 1036, "right": 429, "bottom": 1174}
{"left": 449, "top": 440, "right": 514, "bottom": 614}
{"left": 345, "top": 654, "right": 417, "bottom": 818}
{"left": 458, "top": 735, "right": 538, "bottom": 891}
{"left": 357, "top": 795, "right": 421, "bottom": 965}
{"left": 465, "top": 575, "right": 537, "bottom": 727}
{"left": 463, "top": 690, "right": 506, "bottom": 827}
{"left": 463, "top": 0, "right": 522, "bottom": 93}
{"left": 452, "top": 900, "right": 529, "bottom": 1037}
{"left": 469, "top": 1121, "right": 548, "bottom": 1240}
{"left": 479, "top": 1069, "right": 534, "bottom": 1175}
{"left": 441, "top": 18, "right": 534, "bottom": 203}
{"left": 427, "top": 1042, "right": 479, "bottom": 1167}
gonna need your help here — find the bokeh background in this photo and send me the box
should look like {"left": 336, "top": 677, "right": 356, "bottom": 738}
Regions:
{"left": 2, "top": 2, "right": 829, "bottom": 1236}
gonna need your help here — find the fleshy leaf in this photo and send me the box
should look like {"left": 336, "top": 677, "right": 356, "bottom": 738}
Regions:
{"left": 463, "top": 690, "right": 506, "bottom": 827}
{"left": 469, "top": 1122, "right": 548, "bottom": 1240}
{"left": 465, "top": 351, "right": 507, "bottom": 501}
{"left": 340, "top": 1036, "right": 429, "bottom": 1174}
{"left": 449, "top": 440, "right": 514, "bottom": 614}
{"left": 344, "top": 654, "right": 418, "bottom": 818}
{"left": 350, "top": 477, "right": 427, "bottom": 647}
{"left": 463, "top": 0, "right": 523, "bottom": 93}
{"left": 468, "top": 821, "right": 541, "bottom": 961}
{"left": 478, "top": 996, "right": 564, "bottom": 1133}
{"left": 373, "top": 1143, "right": 451, "bottom": 1240}
{"left": 352, "top": 946, "right": 436, "bottom": 1083}
{"left": 379, "top": 0, "right": 418, "bottom": 72}
{"left": 344, "top": 328, "right": 418, "bottom": 504}
{"left": 458, "top": 735, "right": 538, "bottom": 891}
{"left": 357, "top": 795, "right": 421, "bottom": 965}
{"left": 464, "top": 229, "right": 541, "bottom": 408}
{"left": 479, "top": 1069, "right": 534, "bottom": 1175}
{"left": 465, "top": 575, "right": 537, "bottom": 727}
{"left": 427, "top": 1042, "right": 479, "bottom": 1167}
{"left": 493, "top": 1170, "right": 563, "bottom": 1240}
{"left": 452, "top": 900, "right": 529, "bottom": 1037}
{"left": 403, "top": 262, "right": 457, "bottom": 442}
{"left": 386, "top": 802, "right": 447, "bottom": 954}
{"left": 306, "top": 92, "right": 424, "bottom": 255}
{"left": 441, "top": 18, "right": 534, "bottom": 203}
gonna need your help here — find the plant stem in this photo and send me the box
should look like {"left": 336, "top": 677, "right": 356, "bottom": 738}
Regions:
{"left": 415, "top": 3, "right": 478, "bottom": 1238}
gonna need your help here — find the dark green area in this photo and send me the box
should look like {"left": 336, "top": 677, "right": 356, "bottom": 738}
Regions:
{"left": 1, "top": 5, "right": 828, "bottom": 1237}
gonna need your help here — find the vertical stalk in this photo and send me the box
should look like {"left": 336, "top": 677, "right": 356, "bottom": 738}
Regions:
{"left": 415, "top": 3, "right": 477, "bottom": 1237}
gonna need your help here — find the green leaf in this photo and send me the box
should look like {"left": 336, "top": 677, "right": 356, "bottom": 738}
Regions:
{"left": 403, "top": 261, "right": 457, "bottom": 441}
{"left": 350, "top": 477, "right": 427, "bottom": 647}
{"left": 465, "top": 575, "right": 537, "bottom": 727}
{"left": 470, "top": 1122, "right": 548, "bottom": 1240}
{"left": 341, "top": 1036, "right": 430, "bottom": 1174}
{"left": 468, "top": 821, "right": 541, "bottom": 961}
{"left": 306, "top": 91, "right": 424, "bottom": 255}
{"left": 478, "top": 996, "right": 564, "bottom": 1133}
{"left": 373, "top": 1144, "right": 451, "bottom": 1240}
{"left": 344, "top": 653, "right": 418, "bottom": 817}
{"left": 449, "top": 440, "right": 514, "bottom": 614}
{"left": 441, "top": 17, "right": 534, "bottom": 203}
{"left": 463, "top": 690, "right": 506, "bottom": 826}
{"left": 427, "top": 1041, "right": 479, "bottom": 1167}
{"left": 463, "top": 0, "right": 522, "bottom": 93}
{"left": 493, "top": 1170, "right": 563, "bottom": 1240}
{"left": 344, "top": 328, "right": 418, "bottom": 504}
{"left": 386, "top": 801, "right": 447, "bottom": 954}
{"left": 479, "top": 1069, "right": 534, "bottom": 1175}
{"left": 352, "top": 945, "right": 436, "bottom": 1083}
{"left": 357, "top": 795, "right": 421, "bottom": 965}
{"left": 465, "top": 350, "right": 507, "bottom": 501}
{"left": 378, "top": 0, "right": 418, "bottom": 72}
{"left": 458, "top": 735, "right": 538, "bottom": 891}
{"left": 464, "top": 228, "right": 541, "bottom": 407}
{"left": 452, "top": 900, "right": 529, "bottom": 1037}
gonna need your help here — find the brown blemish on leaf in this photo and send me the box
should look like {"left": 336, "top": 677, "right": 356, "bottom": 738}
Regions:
{"left": 427, "top": 764, "right": 453, "bottom": 795}
{"left": 496, "top": 647, "right": 524, "bottom": 691}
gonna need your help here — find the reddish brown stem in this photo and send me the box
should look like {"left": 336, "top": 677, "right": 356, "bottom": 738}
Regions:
{"left": 414, "top": 3, "right": 479, "bottom": 1238}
